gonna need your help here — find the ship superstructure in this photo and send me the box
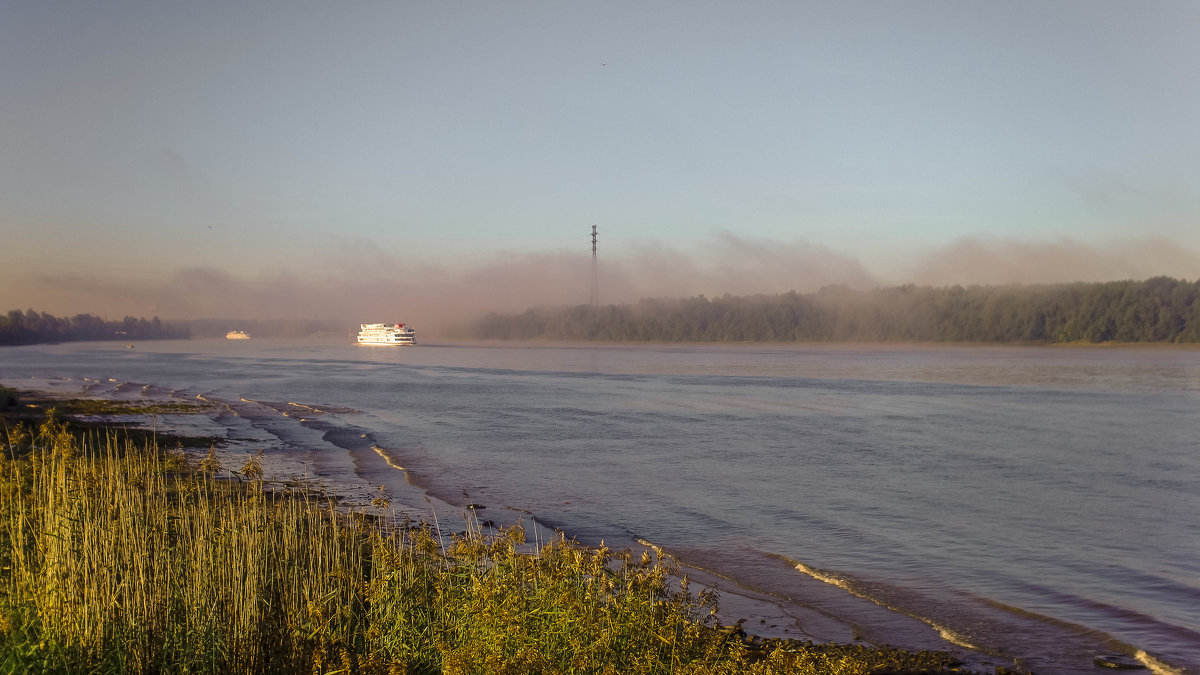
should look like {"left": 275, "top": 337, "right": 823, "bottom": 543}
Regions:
{"left": 356, "top": 323, "right": 416, "bottom": 346}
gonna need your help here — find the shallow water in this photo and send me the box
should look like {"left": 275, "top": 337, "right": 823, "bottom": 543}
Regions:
{"left": 4, "top": 339, "right": 1199, "bottom": 673}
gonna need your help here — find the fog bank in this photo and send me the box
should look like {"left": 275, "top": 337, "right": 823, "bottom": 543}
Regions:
{"left": 3, "top": 234, "right": 1196, "bottom": 336}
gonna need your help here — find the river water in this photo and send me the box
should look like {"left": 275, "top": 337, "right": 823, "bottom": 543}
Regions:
{"left": 3, "top": 339, "right": 1198, "bottom": 673}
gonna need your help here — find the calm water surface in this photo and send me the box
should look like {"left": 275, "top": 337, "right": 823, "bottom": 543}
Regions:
{"left": 3, "top": 339, "right": 1198, "bottom": 673}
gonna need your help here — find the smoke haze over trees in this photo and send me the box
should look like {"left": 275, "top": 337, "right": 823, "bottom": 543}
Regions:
{"left": 6, "top": 234, "right": 1199, "bottom": 337}
{"left": 463, "top": 277, "right": 1200, "bottom": 344}
{"left": 9, "top": 277, "right": 1200, "bottom": 346}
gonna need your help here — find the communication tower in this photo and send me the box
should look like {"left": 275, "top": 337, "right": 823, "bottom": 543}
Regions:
{"left": 590, "top": 225, "right": 599, "bottom": 306}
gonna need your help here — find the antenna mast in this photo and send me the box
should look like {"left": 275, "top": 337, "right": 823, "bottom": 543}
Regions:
{"left": 590, "top": 225, "right": 599, "bottom": 306}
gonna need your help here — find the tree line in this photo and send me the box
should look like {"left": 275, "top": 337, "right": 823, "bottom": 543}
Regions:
{"left": 463, "top": 277, "right": 1200, "bottom": 344}
{"left": 0, "top": 309, "right": 189, "bottom": 346}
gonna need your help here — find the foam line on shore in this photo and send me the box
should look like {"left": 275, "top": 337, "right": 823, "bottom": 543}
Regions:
{"left": 784, "top": 556, "right": 983, "bottom": 654}
{"left": 287, "top": 401, "right": 361, "bottom": 415}
{"left": 631, "top": 538, "right": 895, "bottom": 647}
{"left": 977, "top": 594, "right": 1171, "bottom": 665}
{"left": 372, "top": 445, "right": 405, "bottom": 472}
{"left": 1137, "top": 649, "right": 1185, "bottom": 675}
{"left": 781, "top": 552, "right": 1190, "bottom": 673}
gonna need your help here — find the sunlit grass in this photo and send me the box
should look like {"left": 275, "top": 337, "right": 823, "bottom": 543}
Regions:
{"left": 0, "top": 415, "right": 966, "bottom": 674}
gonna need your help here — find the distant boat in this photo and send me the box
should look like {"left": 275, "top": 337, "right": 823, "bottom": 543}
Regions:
{"left": 357, "top": 323, "right": 416, "bottom": 346}
{"left": 226, "top": 330, "right": 250, "bottom": 340}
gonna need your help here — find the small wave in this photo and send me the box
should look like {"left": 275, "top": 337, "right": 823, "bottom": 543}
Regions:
{"left": 287, "top": 401, "right": 361, "bottom": 415}
{"left": 932, "top": 626, "right": 979, "bottom": 652}
{"left": 371, "top": 445, "right": 405, "bottom": 472}
{"left": 239, "top": 398, "right": 361, "bottom": 416}
{"left": 240, "top": 398, "right": 294, "bottom": 414}
{"left": 195, "top": 393, "right": 243, "bottom": 417}
{"left": 980, "top": 586, "right": 1199, "bottom": 673}
{"left": 634, "top": 537, "right": 666, "bottom": 558}
{"left": 780, "top": 555, "right": 984, "bottom": 652}
{"left": 288, "top": 402, "right": 323, "bottom": 414}
{"left": 792, "top": 561, "right": 854, "bottom": 593}
{"left": 1136, "top": 649, "right": 1186, "bottom": 675}
{"left": 978, "top": 596, "right": 1130, "bottom": 643}
{"left": 782, "top": 555, "right": 1200, "bottom": 671}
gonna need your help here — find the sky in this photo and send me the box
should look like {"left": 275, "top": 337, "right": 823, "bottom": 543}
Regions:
{"left": 2, "top": 1, "right": 1198, "bottom": 331}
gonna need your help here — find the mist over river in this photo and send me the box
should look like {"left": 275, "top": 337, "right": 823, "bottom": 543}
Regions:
{"left": 4, "top": 339, "right": 1198, "bottom": 673}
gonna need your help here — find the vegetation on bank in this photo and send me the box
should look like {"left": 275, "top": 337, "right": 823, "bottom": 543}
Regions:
{"left": 0, "top": 311, "right": 350, "bottom": 344}
{"left": 0, "top": 309, "right": 188, "bottom": 345}
{"left": 0, "top": 398, "right": 971, "bottom": 674}
{"left": 464, "top": 277, "right": 1200, "bottom": 344}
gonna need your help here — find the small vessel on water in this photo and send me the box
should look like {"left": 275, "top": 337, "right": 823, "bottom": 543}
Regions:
{"left": 225, "top": 330, "right": 250, "bottom": 340}
{"left": 357, "top": 323, "right": 416, "bottom": 346}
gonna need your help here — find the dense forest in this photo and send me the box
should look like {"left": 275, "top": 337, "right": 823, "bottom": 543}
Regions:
{"left": 464, "top": 277, "right": 1200, "bottom": 344}
{"left": 0, "top": 309, "right": 189, "bottom": 346}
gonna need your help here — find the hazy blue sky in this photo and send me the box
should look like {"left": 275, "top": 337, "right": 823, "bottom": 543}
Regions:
{"left": 3, "top": 2, "right": 1198, "bottom": 326}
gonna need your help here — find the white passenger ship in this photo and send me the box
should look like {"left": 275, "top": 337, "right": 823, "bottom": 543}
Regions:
{"left": 225, "top": 330, "right": 250, "bottom": 340}
{"left": 356, "top": 323, "right": 416, "bottom": 346}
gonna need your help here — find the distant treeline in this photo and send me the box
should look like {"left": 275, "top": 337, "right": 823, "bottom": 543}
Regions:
{"left": 465, "top": 277, "right": 1200, "bottom": 344}
{"left": 0, "top": 309, "right": 189, "bottom": 346}
{"left": 0, "top": 311, "right": 354, "bottom": 345}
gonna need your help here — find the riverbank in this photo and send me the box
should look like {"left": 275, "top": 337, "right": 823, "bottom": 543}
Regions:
{"left": 0, "top": 387, "right": 980, "bottom": 674}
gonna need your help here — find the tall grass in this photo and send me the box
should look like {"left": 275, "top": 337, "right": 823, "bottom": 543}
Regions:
{"left": 0, "top": 415, "right": 964, "bottom": 674}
